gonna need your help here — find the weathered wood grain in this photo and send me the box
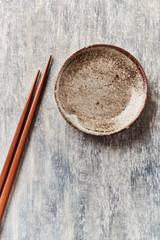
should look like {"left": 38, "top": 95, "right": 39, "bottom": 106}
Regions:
{"left": 0, "top": 0, "right": 160, "bottom": 239}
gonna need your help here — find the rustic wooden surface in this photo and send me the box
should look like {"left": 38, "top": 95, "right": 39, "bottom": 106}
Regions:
{"left": 0, "top": 0, "right": 159, "bottom": 239}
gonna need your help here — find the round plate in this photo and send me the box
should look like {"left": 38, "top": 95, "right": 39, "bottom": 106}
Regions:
{"left": 55, "top": 44, "right": 148, "bottom": 136}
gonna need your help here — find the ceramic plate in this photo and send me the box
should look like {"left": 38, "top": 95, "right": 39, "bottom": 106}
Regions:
{"left": 55, "top": 44, "right": 148, "bottom": 136}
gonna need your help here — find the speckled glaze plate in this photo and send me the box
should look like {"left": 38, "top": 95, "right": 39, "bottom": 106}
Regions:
{"left": 55, "top": 44, "right": 148, "bottom": 136}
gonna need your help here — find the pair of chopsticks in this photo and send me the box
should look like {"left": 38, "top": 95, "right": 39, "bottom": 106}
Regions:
{"left": 0, "top": 55, "right": 52, "bottom": 224}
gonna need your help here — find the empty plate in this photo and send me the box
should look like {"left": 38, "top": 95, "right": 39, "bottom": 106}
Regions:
{"left": 55, "top": 44, "right": 148, "bottom": 136}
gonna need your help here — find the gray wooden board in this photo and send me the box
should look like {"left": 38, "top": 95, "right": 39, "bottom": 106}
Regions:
{"left": 0, "top": 0, "right": 159, "bottom": 239}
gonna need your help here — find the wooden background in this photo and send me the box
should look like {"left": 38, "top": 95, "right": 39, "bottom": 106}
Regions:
{"left": 0, "top": 0, "right": 159, "bottom": 239}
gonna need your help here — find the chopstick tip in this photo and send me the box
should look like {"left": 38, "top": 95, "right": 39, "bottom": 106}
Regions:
{"left": 37, "top": 70, "right": 40, "bottom": 78}
{"left": 47, "top": 55, "right": 52, "bottom": 66}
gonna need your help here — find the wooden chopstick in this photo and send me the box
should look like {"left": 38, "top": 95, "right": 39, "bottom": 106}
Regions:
{"left": 0, "top": 55, "right": 52, "bottom": 223}
{"left": 0, "top": 70, "right": 40, "bottom": 196}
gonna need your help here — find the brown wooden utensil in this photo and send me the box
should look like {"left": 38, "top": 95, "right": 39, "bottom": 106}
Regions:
{"left": 0, "top": 55, "right": 52, "bottom": 223}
